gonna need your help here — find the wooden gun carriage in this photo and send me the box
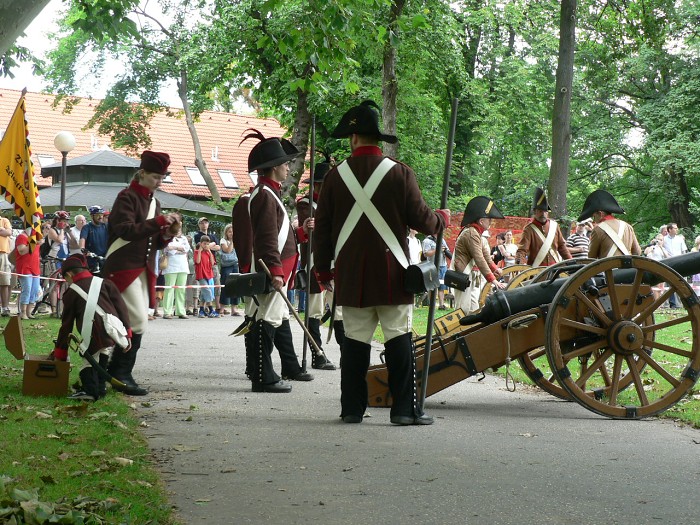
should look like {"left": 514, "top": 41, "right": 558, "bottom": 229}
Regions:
{"left": 367, "top": 254, "right": 700, "bottom": 419}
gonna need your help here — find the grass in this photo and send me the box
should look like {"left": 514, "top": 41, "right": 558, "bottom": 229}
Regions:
{"left": 0, "top": 316, "right": 178, "bottom": 524}
{"left": 410, "top": 304, "right": 700, "bottom": 427}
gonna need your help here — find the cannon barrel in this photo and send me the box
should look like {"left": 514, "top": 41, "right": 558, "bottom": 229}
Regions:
{"left": 461, "top": 252, "right": 700, "bottom": 326}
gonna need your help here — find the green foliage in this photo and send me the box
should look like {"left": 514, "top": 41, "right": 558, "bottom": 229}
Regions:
{"left": 37, "top": 0, "right": 700, "bottom": 232}
{"left": 0, "top": 318, "right": 176, "bottom": 524}
{"left": 0, "top": 43, "right": 43, "bottom": 79}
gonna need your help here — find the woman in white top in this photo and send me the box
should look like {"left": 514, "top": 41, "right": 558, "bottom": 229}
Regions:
{"left": 162, "top": 220, "right": 190, "bottom": 319}
{"left": 219, "top": 223, "right": 241, "bottom": 316}
{"left": 503, "top": 230, "right": 518, "bottom": 267}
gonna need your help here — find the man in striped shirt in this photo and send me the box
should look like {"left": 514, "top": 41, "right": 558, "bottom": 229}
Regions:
{"left": 565, "top": 221, "right": 591, "bottom": 258}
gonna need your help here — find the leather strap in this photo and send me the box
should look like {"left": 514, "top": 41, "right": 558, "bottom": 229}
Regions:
{"left": 106, "top": 197, "right": 157, "bottom": 259}
{"left": 70, "top": 278, "right": 104, "bottom": 352}
{"left": 248, "top": 185, "right": 290, "bottom": 272}
{"left": 531, "top": 220, "right": 560, "bottom": 266}
{"left": 336, "top": 158, "right": 409, "bottom": 268}
{"left": 598, "top": 221, "right": 630, "bottom": 256}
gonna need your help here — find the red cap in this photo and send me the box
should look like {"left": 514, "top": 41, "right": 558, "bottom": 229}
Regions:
{"left": 140, "top": 150, "right": 171, "bottom": 175}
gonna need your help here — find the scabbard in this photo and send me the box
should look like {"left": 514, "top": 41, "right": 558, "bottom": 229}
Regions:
{"left": 326, "top": 292, "right": 336, "bottom": 344}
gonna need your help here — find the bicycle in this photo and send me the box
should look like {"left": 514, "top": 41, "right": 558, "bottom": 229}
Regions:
{"left": 84, "top": 251, "right": 105, "bottom": 277}
{"left": 32, "top": 257, "right": 65, "bottom": 318}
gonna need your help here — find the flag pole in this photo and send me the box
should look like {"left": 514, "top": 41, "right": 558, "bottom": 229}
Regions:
{"left": 301, "top": 115, "right": 316, "bottom": 372}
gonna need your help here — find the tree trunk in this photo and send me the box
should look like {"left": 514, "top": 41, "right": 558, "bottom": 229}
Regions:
{"left": 667, "top": 166, "right": 693, "bottom": 229}
{"left": 178, "top": 70, "right": 222, "bottom": 205}
{"left": 548, "top": 0, "right": 577, "bottom": 220}
{"left": 381, "top": 0, "right": 405, "bottom": 159}
{"left": 282, "top": 87, "right": 312, "bottom": 209}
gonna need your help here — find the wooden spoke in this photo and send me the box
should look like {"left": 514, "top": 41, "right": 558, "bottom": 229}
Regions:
{"left": 623, "top": 268, "right": 645, "bottom": 320}
{"left": 641, "top": 315, "right": 690, "bottom": 333}
{"left": 603, "top": 268, "right": 622, "bottom": 321}
{"left": 624, "top": 354, "right": 649, "bottom": 406}
{"left": 574, "top": 349, "right": 613, "bottom": 388}
{"left": 644, "top": 339, "right": 694, "bottom": 359}
{"left": 559, "top": 317, "right": 607, "bottom": 335}
{"left": 633, "top": 288, "right": 674, "bottom": 323}
{"left": 635, "top": 351, "right": 681, "bottom": 387}
{"left": 573, "top": 289, "right": 613, "bottom": 327}
{"left": 558, "top": 338, "right": 606, "bottom": 360}
{"left": 607, "top": 354, "right": 624, "bottom": 405}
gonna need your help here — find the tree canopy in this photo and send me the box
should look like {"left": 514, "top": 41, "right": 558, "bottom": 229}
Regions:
{"left": 35, "top": 0, "right": 700, "bottom": 240}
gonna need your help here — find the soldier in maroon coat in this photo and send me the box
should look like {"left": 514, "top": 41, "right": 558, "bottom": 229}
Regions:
{"left": 102, "top": 151, "right": 180, "bottom": 395}
{"left": 230, "top": 185, "right": 313, "bottom": 384}
{"left": 52, "top": 254, "right": 132, "bottom": 401}
{"left": 243, "top": 131, "right": 314, "bottom": 393}
{"left": 315, "top": 101, "right": 449, "bottom": 425}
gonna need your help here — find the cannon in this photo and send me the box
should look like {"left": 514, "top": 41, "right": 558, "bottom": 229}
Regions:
{"left": 367, "top": 254, "right": 700, "bottom": 419}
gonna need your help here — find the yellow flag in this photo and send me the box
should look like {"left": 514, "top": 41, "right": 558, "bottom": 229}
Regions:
{"left": 0, "top": 91, "right": 44, "bottom": 251}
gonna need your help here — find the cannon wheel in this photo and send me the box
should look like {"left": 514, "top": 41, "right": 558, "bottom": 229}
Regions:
{"left": 530, "top": 258, "right": 595, "bottom": 284}
{"left": 517, "top": 258, "right": 597, "bottom": 399}
{"left": 479, "top": 264, "right": 531, "bottom": 307}
{"left": 545, "top": 256, "right": 700, "bottom": 419}
{"left": 505, "top": 267, "right": 541, "bottom": 289}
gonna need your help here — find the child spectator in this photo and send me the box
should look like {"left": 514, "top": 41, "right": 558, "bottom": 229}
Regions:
{"left": 194, "top": 235, "right": 217, "bottom": 317}
{"left": 51, "top": 254, "right": 132, "bottom": 401}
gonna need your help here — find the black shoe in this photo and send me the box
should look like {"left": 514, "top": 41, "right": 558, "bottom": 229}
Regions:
{"left": 251, "top": 380, "right": 292, "bottom": 393}
{"left": 112, "top": 380, "right": 148, "bottom": 396}
{"left": 390, "top": 413, "right": 434, "bottom": 426}
{"left": 342, "top": 415, "right": 363, "bottom": 424}
{"left": 68, "top": 391, "right": 96, "bottom": 401}
{"left": 312, "top": 355, "right": 337, "bottom": 370}
{"left": 284, "top": 371, "right": 314, "bottom": 381}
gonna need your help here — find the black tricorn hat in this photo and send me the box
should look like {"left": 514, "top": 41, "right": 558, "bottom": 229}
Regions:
{"left": 461, "top": 196, "right": 505, "bottom": 226}
{"left": 302, "top": 151, "right": 333, "bottom": 184}
{"left": 241, "top": 129, "right": 302, "bottom": 173}
{"left": 532, "top": 187, "right": 551, "bottom": 211}
{"left": 578, "top": 189, "right": 625, "bottom": 222}
{"left": 331, "top": 100, "right": 398, "bottom": 144}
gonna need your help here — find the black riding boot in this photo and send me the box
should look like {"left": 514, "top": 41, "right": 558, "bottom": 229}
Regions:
{"left": 339, "top": 338, "right": 371, "bottom": 423}
{"left": 384, "top": 333, "right": 433, "bottom": 425}
{"left": 250, "top": 320, "right": 291, "bottom": 393}
{"left": 68, "top": 367, "right": 99, "bottom": 401}
{"left": 109, "top": 334, "right": 148, "bottom": 396}
{"left": 275, "top": 320, "right": 313, "bottom": 381}
{"left": 97, "top": 353, "right": 110, "bottom": 398}
{"left": 333, "top": 320, "right": 345, "bottom": 367}
{"left": 309, "top": 317, "right": 336, "bottom": 370}
{"left": 243, "top": 319, "right": 253, "bottom": 378}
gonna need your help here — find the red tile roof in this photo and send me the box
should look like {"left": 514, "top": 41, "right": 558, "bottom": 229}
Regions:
{"left": 0, "top": 88, "right": 288, "bottom": 200}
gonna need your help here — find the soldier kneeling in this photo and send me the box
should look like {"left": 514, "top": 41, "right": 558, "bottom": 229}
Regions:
{"left": 50, "top": 254, "right": 132, "bottom": 401}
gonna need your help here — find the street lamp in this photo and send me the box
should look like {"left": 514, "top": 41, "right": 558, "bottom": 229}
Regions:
{"left": 53, "top": 131, "right": 76, "bottom": 210}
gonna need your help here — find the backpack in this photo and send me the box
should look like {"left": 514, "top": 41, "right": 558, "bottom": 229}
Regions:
{"left": 40, "top": 237, "right": 52, "bottom": 259}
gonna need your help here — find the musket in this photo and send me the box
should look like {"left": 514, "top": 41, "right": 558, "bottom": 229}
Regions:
{"left": 419, "top": 98, "right": 459, "bottom": 411}
{"left": 301, "top": 115, "right": 316, "bottom": 372}
{"left": 257, "top": 259, "right": 324, "bottom": 357}
{"left": 67, "top": 333, "right": 127, "bottom": 389}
